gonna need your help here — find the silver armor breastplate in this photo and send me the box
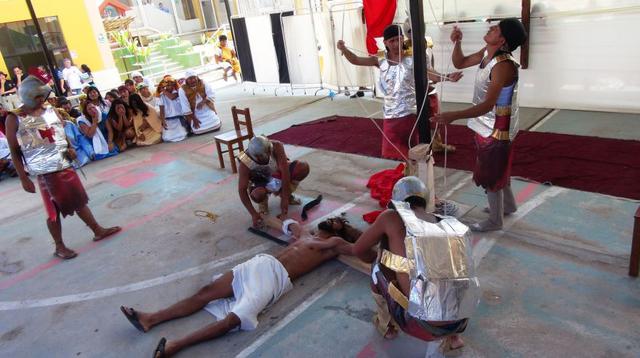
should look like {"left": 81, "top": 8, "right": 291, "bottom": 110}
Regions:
{"left": 392, "top": 200, "right": 480, "bottom": 321}
{"left": 16, "top": 106, "right": 71, "bottom": 175}
{"left": 379, "top": 57, "right": 416, "bottom": 118}
{"left": 469, "top": 51, "right": 520, "bottom": 139}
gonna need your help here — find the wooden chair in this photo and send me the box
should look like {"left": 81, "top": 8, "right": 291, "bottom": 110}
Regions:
{"left": 214, "top": 106, "right": 254, "bottom": 173}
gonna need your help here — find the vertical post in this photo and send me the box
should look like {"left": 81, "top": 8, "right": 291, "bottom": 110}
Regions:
{"left": 521, "top": 0, "right": 531, "bottom": 69}
{"left": 170, "top": 0, "right": 182, "bottom": 34}
{"left": 630, "top": 206, "right": 640, "bottom": 277}
{"left": 222, "top": 0, "right": 233, "bottom": 27}
{"left": 409, "top": 0, "right": 430, "bottom": 143}
{"left": 25, "top": 0, "right": 63, "bottom": 95}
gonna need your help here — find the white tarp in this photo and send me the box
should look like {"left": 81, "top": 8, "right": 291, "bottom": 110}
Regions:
{"left": 282, "top": 14, "right": 322, "bottom": 85}
{"left": 424, "top": 10, "right": 640, "bottom": 112}
{"left": 313, "top": 5, "right": 373, "bottom": 89}
{"left": 245, "top": 15, "right": 281, "bottom": 84}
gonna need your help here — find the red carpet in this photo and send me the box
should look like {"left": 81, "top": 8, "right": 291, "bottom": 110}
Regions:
{"left": 270, "top": 115, "right": 640, "bottom": 200}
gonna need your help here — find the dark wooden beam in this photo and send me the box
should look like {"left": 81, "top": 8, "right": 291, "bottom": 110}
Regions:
{"left": 630, "top": 206, "right": 640, "bottom": 277}
{"left": 409, "top": 0, "right": 430, "bottom": 143}
{"left": 521, "top": 0, "right": 531, "bottom": 69}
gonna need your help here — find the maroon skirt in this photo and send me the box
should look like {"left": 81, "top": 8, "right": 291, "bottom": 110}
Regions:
{"left": 381, "top": 114, "right": 419, "bottom": 161}
{"left": 38, "top": 168, "right": 88, "bottom": 221}
{"left": 472, "top": 133, "right": 513, "bottom": 191}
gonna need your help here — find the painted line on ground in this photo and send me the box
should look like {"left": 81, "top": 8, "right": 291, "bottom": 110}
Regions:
{"left": 442, "top": 175, "right": 472, "bottom": 199}
{"left": 0, "top": 243, "right": 272, "bottom": 311}
{"left": 530, "top": 109, "right": 559, "bottom": 131}
{"left": 235, "top": 271, "right": 348, "bottom": 358}
{"left": 0, "top": 175, "right": 235, "bottom": 291}
{"left": 472, "top": 186, "right": 566, "bottom": 266}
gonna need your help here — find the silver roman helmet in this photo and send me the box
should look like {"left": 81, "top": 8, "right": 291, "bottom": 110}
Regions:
{"left": 392, "top": 176, "right": 428, "bottom": 202}
{"left": 19, "top": 68, "right": 53, "bottom": 109}
{"left": 246, "top": 135, "right": 273, "bottom": 165}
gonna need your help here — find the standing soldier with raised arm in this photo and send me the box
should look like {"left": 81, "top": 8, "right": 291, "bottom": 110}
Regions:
{"left": 431, "top": 19, "right": 527, "bottom": 231}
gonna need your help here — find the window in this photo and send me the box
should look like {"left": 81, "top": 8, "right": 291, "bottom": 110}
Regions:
{"left": 0, "top": 16, "right": 70, "bottom": 77}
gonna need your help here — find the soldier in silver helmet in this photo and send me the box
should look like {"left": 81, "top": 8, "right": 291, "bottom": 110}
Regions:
{"left": 431, "top": 18, "right": 527, "bottom": 231}
{"left": 237, "top": 135, "right": 310, "bottom": 227}
{"left": 4, "top": 67, "right": 121, "bottom": 260}
{"left": 353, "top": 176, "right": 478, "bottom": 355}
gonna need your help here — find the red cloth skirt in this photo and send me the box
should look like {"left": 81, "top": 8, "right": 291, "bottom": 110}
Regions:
{"left": 381, "top": 114, "right": 419, "bottom": 161}
{"left": 38, "top": 168, "right": 88, "bottom": 221}
{"left": 472, "top": 133, "right": 513, "bottom": 191}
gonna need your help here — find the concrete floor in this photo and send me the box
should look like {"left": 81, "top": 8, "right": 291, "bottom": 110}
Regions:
{"left": 0, "top": 82, "right": 638, "bottom": 358}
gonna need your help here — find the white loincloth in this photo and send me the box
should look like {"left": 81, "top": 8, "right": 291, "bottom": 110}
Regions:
{"left": 204, "top": 254, "right": 292, "bottom": 330}
{"left": 190, "top": 105, "right": 221, "bottom": 134}
{"left": 162, "top": 117, "right": 187, "bottom": 142}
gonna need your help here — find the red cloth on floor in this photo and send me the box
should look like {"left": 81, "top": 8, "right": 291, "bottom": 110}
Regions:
{"left": 363, "top": 0, "right": 397, "bottom": 55}
{"left": 363, "top": 163, "right": 405, "bottom": 223}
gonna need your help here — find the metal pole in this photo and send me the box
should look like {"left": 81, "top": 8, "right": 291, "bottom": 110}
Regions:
{"left": 521, "top": 0, "right": 531, "bottom": 69}
{"left": 409, "top": 0, "right": 430, "bottom": 143}
{"left": 222, "top": 0, "right": 233, "bottom": 27}
{"left": 25, "top": 0, "right": 63, "bottom": 95}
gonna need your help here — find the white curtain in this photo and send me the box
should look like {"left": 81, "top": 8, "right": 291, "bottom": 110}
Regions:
{"left": 245, "top": 15, "right": 281, "bottom": 84}
{"left": 282, "top": 14, "right": 323, "bottom": 85}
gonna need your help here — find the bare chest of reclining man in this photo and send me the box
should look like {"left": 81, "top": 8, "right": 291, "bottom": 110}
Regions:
{"left": 273, "top": 230, "right": 350, "bottom": 280}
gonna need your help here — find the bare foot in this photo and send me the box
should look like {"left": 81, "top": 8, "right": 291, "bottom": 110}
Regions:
{"left": 54, "top": 246, "right": 78, "bottom": 260}
{"left": 93, "top": 226, "right": 122, "bottom": 242}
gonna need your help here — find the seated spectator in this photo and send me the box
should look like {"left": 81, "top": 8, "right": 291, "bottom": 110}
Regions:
{"left": 129, "top": 93, "right": 163, "bottom": 146}
{"left": 157, "top": 76, "right": 187, "bottom": 142}
{"left": 178, "top": 70, "right": 221, "bottom": 134}
{"left": 0, "top": 103, "right": 7, "bottom": 134}
{"left": 11, "top": 66, "right": 27, "bottom": 90}
{"left": 118, "top": 85, "right": 131, "bottom": 104}
{"left": 77, "top": 103, "right": 118, "bottom": 160}
{"left": 107, "top": 99, "right": 136, "bottom": 151}
{"left": 105, "top": 90, "right": 119, "bottom": 103}
{"left": 1, "top": 71, "right": 17, "bottom": 96}
{"left": 86, "top": 86, "right": 111, "bottom": 119}
{"left": 137, "top": 83, "right": 158, "bottom": 110}
{"left": 80, "top": 64, "right": 95, "bottom": 86}
{"left": 131, "top": 71, "right": 154, "bottom": 89}
{"left": 63, "top": 118, "right": 94, "bottom": 168}
{"left": 215, "top": 34, "right": 241, "bottom": 82}
{"left": 124, "top": 79, "right": 136, "bottom": 95}
{"left": 0, "top": 131, "right": 16, "bottom": 179}
{"left": 57, "top": 96, "right": 82, "bottom": 119}
{"left": 46, "top": 96, "right": 58, "bottom": 107}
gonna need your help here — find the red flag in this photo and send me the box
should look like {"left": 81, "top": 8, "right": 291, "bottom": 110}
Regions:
{"left": 363, "top": 0, "right": 397, "bottom": 55}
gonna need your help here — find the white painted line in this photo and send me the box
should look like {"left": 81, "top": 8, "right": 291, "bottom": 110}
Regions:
{"left": 472, "top": 186, "right": 566, "bottom": 266}
{"left": 235, "top": 271, "right": 348, "bottom": 358}
{"left": 0, "top": 243, "right": 272, "bottom": 311}
{"left": 442, "top": 175, "right": 472, "bottom": 199}
{"left": 530, "top": 109, "right": 559, "bottom": 131}
{"left": 366, "top": 110, "right": 382, "bottom": 118}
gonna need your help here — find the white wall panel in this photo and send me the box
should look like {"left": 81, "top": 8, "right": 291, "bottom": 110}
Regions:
{"left": 245, "top": 15, "right": 281, "bottom": 84}
{"left": 282, "top": 14, "right": 322, "bottom": 85}
{"left": 425, "top": 11, "right": 640, "bottom": 112}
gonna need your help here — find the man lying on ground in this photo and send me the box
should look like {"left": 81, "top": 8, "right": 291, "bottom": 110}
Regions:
{"left": 120, "top": 215, "right": 373, "bottom": 358}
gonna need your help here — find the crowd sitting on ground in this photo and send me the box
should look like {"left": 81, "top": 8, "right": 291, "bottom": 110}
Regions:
{"left": 0, "top": 68, "right": 221, "bottom": 178}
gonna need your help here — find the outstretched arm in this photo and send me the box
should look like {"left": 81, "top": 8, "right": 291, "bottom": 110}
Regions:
{"left": 352, "top": 211, "right": 392, "bottom": 263}
{"left": 260, "top": 213, "right": 305, "bottom": 239}
{"left": 336, "top": 40, "right": 379, "bottom": 67}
